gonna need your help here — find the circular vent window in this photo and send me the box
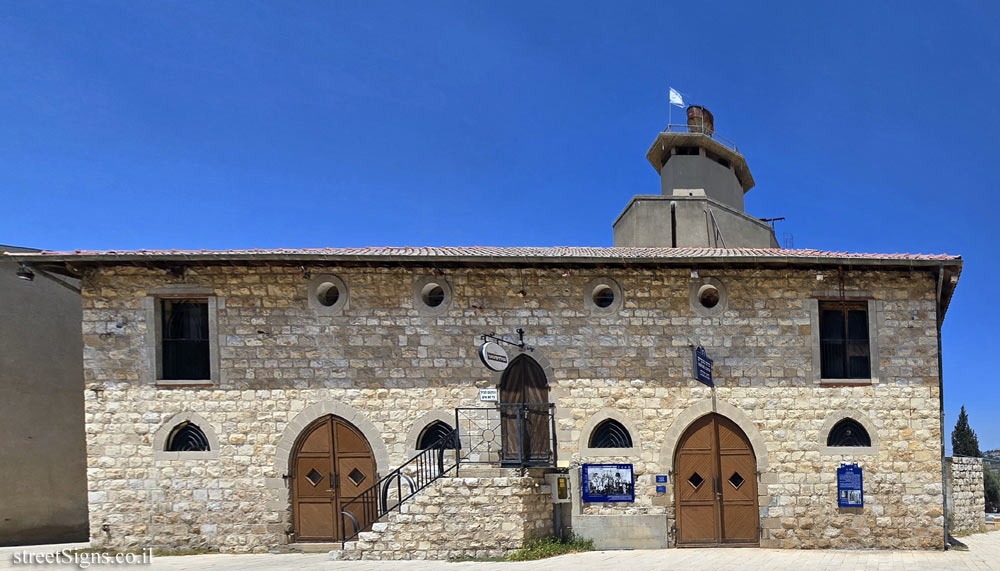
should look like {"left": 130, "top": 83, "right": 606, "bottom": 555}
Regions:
{"left": 316, "top": 282, "right": 340, "bottom": 307}
{"left": 698, "top": 285, "right": 720, "bottom": 309}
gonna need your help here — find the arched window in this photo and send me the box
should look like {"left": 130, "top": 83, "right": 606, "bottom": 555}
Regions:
{"left": 166, "top": 421, "right": 211, "bottom": 452}
{"left": 417, "top": 420, "right": 458, "bottom": 450}
{"left": 826, "top": 418, "right": 871, "bottom": 447}
{"left": 588, "top": 419, "right": 633, "bottom": 448}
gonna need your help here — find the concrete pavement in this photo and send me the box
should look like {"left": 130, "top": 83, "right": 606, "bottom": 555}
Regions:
{"left": 3, "top": 531, "right": 999, "bottom": 570}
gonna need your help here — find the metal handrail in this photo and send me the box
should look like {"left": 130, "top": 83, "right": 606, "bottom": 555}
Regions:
{"left": 339, "top": 428, "right": 460, "bottom": 547}
{"left": 662, "top": 124, "right": 739, "bottom": 152}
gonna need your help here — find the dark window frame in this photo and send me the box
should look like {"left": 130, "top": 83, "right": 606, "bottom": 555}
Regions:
{"left": 588, "top": 419, "right": 634, "bottom": 449}
{"left": 165, "top": 421, "right": 211, "bottom": 452}
{"left": 826, "top": 418, "right": 872, "bottom": 447}
{"left": 416, "top": 420, "right": 458, "bottom": 450}
{"left": 818, "top": 300, "right": 872, "bottom": 380}
{"left": 161, "top": 298, "right": 211, "bottom": 381}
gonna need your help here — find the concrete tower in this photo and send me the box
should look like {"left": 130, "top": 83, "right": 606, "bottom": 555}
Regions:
{"left": 613, "top": 106, "right": 778, "bottom": 248}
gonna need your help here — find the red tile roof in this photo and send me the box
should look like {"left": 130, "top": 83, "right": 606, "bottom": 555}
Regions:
{"left": 8, "top": 246, "right": 961, "bottom": 264}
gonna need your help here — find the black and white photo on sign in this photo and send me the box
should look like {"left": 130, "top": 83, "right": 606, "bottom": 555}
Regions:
{"left": 587, "top": 466, "right": 633, "bottom": 496}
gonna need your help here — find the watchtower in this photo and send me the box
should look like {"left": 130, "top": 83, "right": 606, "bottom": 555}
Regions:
{"left": 613, "top": 106, "right": 778, "bottom": 248}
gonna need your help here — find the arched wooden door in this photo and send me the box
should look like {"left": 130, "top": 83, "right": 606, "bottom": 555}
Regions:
{"left": 674, "top": 413, "right": 759, "bottom": 547}
{"left": 498, "top": 355, "right": 551, "bottom": 465}
{"left": 291, "top": 415, "right": 376, "bottom": 542}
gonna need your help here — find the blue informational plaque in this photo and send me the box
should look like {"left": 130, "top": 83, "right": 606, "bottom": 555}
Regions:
{"left": 581, "top": 464, "right": 635, "bottom": 503}
{"left": 837, "top": 463, "right": 863, "bottom": 508}
{"left": 655, "top": 475, "right": 668, "bottom": 484}
{"left": 694, "top": 346, "right": 714, "bottom": 387}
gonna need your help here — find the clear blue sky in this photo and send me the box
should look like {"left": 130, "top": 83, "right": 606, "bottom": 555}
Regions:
{"left": 2, "top": 2, "right": 997, "bottom": 450}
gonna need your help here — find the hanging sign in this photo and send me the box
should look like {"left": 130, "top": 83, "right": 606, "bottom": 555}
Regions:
{"left": 581, "top": 464, "right": 635, "bottom": 503}
{"left": 479, "top": 341, "right": 509, "bottom": 372}
{"left": 478, "top": 388, "right": 499, "bottom": 402}
{"left": 694, "top": 346, "right": 713, "bottom": 387}
{"left": 837, "top": 463, "right": 864, "bottom": 508}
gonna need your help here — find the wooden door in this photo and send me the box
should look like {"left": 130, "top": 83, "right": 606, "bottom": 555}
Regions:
{"left": 291, "top": 416, "right": 376, "bottom": 542}
{"left": 498, "top": 355, "right": 550, "bottom": 464}
{"left": 674, "top": 413, "right": 758, "bottom": 546}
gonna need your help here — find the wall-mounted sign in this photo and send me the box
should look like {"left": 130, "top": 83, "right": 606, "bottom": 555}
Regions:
{"left": 655, "top": 475, "right": 668, "bottom": 484}
{"left": 581, "top": 464, "right": 635, "bottom": 503}
{"left": 478, "top": 388, "right": 499, "bottom": 402}
{"left": 655, "top": 485, "right": 667, "bottom": 494}
{"left": 694, "top": 346, "right": 713, "bottom": 387}
{"left": 479, "top": 341, "right": 509, "bottom": 371}
{"left": 837, "top": 463, "right": 864, "bottom": 508}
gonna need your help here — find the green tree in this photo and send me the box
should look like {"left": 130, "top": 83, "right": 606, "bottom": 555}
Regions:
{"left": 951, "top": 405, "right": 982, "bottom": 457}
{"left": 986, "top": 469, "right": 1000, "bottom": 509}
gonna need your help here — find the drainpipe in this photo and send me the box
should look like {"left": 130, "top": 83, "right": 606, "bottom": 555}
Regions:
{"left": 936, "top": 263, "right": 948, "bottom": 549}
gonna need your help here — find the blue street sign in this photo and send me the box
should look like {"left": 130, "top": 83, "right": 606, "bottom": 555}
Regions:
{"left": 837, "top": 463, "right": 864, "bottom": 508}
{"left": 655, "top": 485, "right": 667, "bottom": 494}
{"left": 695, "top": 346, "right": 713, "bottom": 387}
{"left": 655, "top": 475, "right": 668, "bottom": 484}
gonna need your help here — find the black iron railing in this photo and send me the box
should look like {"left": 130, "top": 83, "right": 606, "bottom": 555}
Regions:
{"left": 455, "top": 404, "right": 557, "bottom": 468}
{"left": 339, "top": 429, "right": 460, "bottom": 547}
{"left": 338, "top": 404, "right": 557, "bottom": 547}
{"left": 662, "top": 123, "right": 739, "bottom": 152}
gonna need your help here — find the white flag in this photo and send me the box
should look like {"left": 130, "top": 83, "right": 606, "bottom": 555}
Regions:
{"left": 669, "top": 88, "right": 685, "bottom": 108}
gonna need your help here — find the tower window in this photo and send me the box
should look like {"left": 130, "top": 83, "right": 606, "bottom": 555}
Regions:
{"left": 826, "top": 418, "right": 871, "bottom": 447}
{"left": 819, "top": 301, "right": 871, "bottom": 379}
{"left": 588, "top": 419, "right": 633, "bottom": 449}
{"left": 675, "top": 146, "right": 699, "bottom": 156}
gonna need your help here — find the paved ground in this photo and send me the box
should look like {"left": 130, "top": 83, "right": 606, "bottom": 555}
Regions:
{"left": 3, "top": 531, "right": 999, "bottom": 570}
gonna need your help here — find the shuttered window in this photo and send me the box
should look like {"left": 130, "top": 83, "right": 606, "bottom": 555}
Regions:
{"left": 161, "top": 299, "right": 210, "bottom": 380}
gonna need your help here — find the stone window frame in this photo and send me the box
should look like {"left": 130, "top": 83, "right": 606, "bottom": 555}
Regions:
{"left": 143, "top": 285, "right": 221, "bottom": 387}
{"left": 689, "top": 276, "right": 728, "bottom": 317}
{"left": 307, "top": 273, "right": 348, "bottom": 315}
{"left": 819, "top": 410, "right": 878, "bottom": 456}
{"left": 412, "top": 275, "right": 453, "bottom": 315}
{"left": 153, "top": 412, "right": 220, "bottom": 460}
{"left": 808, "top": 294, "right": 881, "bottom": 386}
{"left": 579, "top": 408, "right": 641, "bottom": 458}
{"left": 584, "top": 277, "right": 624, "bottom": 315}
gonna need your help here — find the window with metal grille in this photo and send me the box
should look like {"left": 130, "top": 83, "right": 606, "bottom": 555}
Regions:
{"left": 819, "top": 301, "right": 871, "bottom": 379}
{"left": 588, "top": 419, "right": 633, "bottom": 449}
{"left": 165, "top": 421, "right": 210, "bottom": 452}
{"left": 161, "top": 299, "right": 210, "bottom": 380}
{"left": 417, "top": 420, "right": 458, "bottom": 450}
{"left": 826, "top": 418, "right": 871, "bottom": 447}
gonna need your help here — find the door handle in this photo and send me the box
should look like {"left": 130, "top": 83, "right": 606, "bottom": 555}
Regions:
{"left": 330, "top": 472, "right": 338, "bottom": 490}
{"left": 715, "top": 477, "right": 722, "bottom": 501}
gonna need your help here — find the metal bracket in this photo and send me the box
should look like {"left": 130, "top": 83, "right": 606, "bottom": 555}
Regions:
{"left": 480, "top": 328, "right": 533, "bottom": 352}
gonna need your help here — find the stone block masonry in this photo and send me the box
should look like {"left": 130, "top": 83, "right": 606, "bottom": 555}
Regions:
{"left": 80, "top": 263, "right": 946, "bottom": 553}
{"left": 945, "top": 456, "right": 985, "bottom": 533}
{"left": 332, "top": 470, "right": 551, "bottom": 560}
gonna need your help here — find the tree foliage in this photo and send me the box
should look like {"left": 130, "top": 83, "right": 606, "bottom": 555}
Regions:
{"left": 986, "top": 469, "right": 1000, "bottom": 510}
{"left": 951, "top": 405, "right": 982, "bottom": 458}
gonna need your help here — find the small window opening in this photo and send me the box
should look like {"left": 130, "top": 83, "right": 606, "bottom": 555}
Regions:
{"left": 827, "top": 418, "right": 871, "bottom": 447}
{"left": 592, "top": 285, "right": 615, "bottom": 308}
{"left": 698, "top": 285, "right": 720, "bottom": 309}
{"left": 316, "top": 282, "right": 340, "bottom": 306}
{"left": 819, "top": 301, "right": 871, "bottom": 379}
{"left": 417, "top": 420, "right": 458, "bottom": 450}
{"left": 165, "top": 421, "right": 210, "bottom": 452}
{"left": 161, "top": 299, "right": 210, "bottom": 380}
{"left": 675, "top": 146, "right": 699, "bottom": 156}
{"left": 421, "top": 283, "right": 445, "bottom": 308}
{"left": 588, "top": 419, "right": 633, "bottom": 448}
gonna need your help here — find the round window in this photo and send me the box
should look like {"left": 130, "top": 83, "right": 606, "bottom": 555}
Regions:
{"left": 698, "top": 285, "right": 720, "bottom": 309}
{"left": 592, "top": 285, "right": 615, "bottom": 308}
{"left": 421, "top": 283, "right": 445, "bottom": 307}
{"left": 316, "top": 282, "right": 340, "bottom": 307}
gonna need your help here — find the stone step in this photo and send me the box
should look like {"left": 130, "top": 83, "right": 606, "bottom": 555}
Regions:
{"left": 288, "top": 542, "right": 343, "bottom": 553}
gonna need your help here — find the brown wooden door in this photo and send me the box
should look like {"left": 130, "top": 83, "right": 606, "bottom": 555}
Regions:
{"left": 498, "top": 355, "right": 550, "bottom": 464}
{"left": 674, "top": 413, "right": 758, "bottom": 546}
{"left": 291, "top": 416, "right": 376, "bottom": 542}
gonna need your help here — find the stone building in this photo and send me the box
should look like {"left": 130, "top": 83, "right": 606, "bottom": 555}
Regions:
{"left": 5, "top": 109, "right": 962, "bottom": 555}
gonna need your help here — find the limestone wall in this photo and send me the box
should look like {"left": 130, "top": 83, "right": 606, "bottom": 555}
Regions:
{"left": 946, "top": 456, "right": 985, "bottom": 533}
{"left": 80, "top": 263, "right": 945, "bottom": 552}
{"left": 333, "top": 471, "right": 550, "bottom": 560}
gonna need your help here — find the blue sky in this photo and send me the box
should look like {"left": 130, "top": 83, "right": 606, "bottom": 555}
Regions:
{"left": 2, "top": 2, "right": 998, "bottom": 450}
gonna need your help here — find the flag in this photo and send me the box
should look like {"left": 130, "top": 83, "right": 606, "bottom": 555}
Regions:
{"left": 669, "top": 88, "right": 685, "bottom": 108}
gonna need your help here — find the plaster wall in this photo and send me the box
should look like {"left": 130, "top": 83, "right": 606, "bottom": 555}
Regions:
{"left": 0, "top": 250, "right": 88, "bottom": 545}
{"left": 659, "top": 154, "right": 745, "bottom": 211}
{"left": 613, "top": 196, "right": 778, "bottom": 248}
